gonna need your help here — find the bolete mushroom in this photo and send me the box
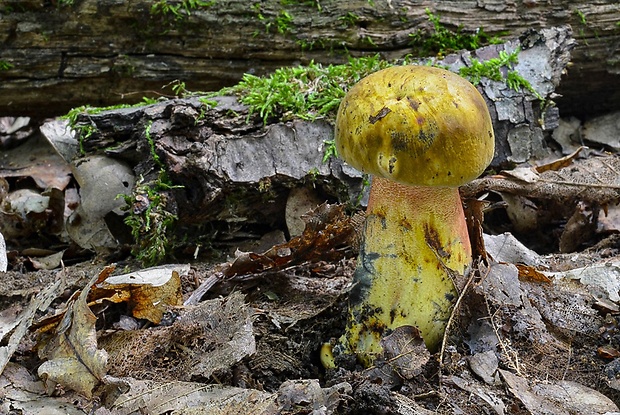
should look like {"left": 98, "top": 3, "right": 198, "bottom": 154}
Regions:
{"left": 335, "top": 65, "right": 494, "bottom": 365}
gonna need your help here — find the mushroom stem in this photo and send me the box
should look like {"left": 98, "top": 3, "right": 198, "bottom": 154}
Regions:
{"left": 343, "top": 176, "right": 471, "bottom": 365}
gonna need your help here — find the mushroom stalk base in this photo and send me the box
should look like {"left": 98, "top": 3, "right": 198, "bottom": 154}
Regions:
{"left": 342, "top": 176, "right": 471, "bottom": 366}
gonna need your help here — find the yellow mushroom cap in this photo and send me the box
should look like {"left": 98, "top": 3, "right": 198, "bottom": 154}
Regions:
{"left": 335, "top": 65, "right": 495, "bottom": 187}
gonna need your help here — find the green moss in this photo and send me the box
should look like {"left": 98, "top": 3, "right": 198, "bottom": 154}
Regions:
{"left": 57, "top": 0, "right": 75, "bottom": 7}
{"left": 151, "top": 0, "right": 215, "bottom": 20}
{"left": 63, "top": 81, "right": 214, "bottom": 153}
{"left": 339, "top": 12, "right": 360, "bottom": 28}
{"left": 217, "top": 45, "right": 540, "bottom": 126}
{"left": 63, "top": 98, "right": 157, "bottom": 154}
{"left": 574, "top": 9, "right": 587, "bottom": 25}
{"left": 459, "top": 48, "right": 542, "bottom": 100}
{"left": 120, "top": 122, "right": 183, "bottom": 266}
{"left": 220, "top": 55, "right": 392, "bottom": 123}
{"left": 275, "top": 10, "right": 294, "bottom": 34}
{"left": 410, "top": 9, "right": 502, "bottom": 57}
{"left": 112, "top": 54, "right": 136, "bottom": 78}
{"left": 280, "top": 0, "right": 321, "bottom": 10}
{"left": 0, "top": 60, "right": 13, "bottom": 71}
{"left": 322, "top": 139, "right": 338, "bottom": 163}
{"left": 120, "top": 173, "right": 180, "bottom": 267}
{"left": 253, "top": 4, "right": 295, "bottom": 35}
{"left": 363, "top": 35, "right": 378, "bottom": 47}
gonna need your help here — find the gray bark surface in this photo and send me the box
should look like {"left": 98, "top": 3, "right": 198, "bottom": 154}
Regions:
{"left": 1, "top": 0, "right": 618, "bottom": 118}
{"left": 45, "top": 27, "right": 571, "bottom": 231}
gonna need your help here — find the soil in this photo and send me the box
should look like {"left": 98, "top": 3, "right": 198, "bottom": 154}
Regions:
{"left": 3, "top": 222, "right": 620, "bottom": 414}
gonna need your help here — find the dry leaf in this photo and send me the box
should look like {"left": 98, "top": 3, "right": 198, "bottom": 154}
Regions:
{"left": 0, "top": 278, "right": 64, "bottom": 375}
{"left": 0, "top": 362, "right": 86, "bottom": 414}
{"left": 534, "top": 146, "right": 584, "bottom": 173}
{"left": 103, "top": 377, "right": 349, "bottom": 415}
{"left": 544, "top": 260, "right": 620, "bottom": 303}
{"left": 100, "top": 292, "right": 255, "bottom": 382}
{"left": 449, "top": 375, "right": 506, "bottom": 415}
{"left": 478, "top": 262, "right": 601, "bottom": 346}
{"left": 515, "top": 264, "right": 552, "bottom": 283}
{"left": 103, "top": 377, "right": 276, "bottom": 415}
{"left": 500, "top": 369, "right": 619, "bottom": 414}
{"left": 226, "top": 203, "right": 358, "bottom": 277}
{"left": 91, "top": 264, "right": 188, "bottom": 324}
{"left": 37, "top": 273, "right": 108, "bottom": 398}
{"left": 463, "top": 197, "right": 489, "bottom": 262}
{"left": 0, "top": 134, "right": 72, "bottom": 190}
{"left": 380, "top": 326, "right": 430, "bottom": 380}
{"left": 32, "top": 265, "right": 115, "bottom": 334}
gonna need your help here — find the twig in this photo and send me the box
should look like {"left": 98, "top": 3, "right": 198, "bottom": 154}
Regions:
{"left": 438, "top": 261, "right": 483, "bottom": 386}
{"left": 183, "top": 272, "right": 223, "bottom": 305}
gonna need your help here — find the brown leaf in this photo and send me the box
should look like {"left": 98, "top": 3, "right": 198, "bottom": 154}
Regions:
{"left": 534, "top": 146, "right": 584, "bottom": 173}
{"left": 31, "top": 265, "right": 116, "bottom": 333}
{"left": 90, "top": 264, "right": 187, "bottom": 324}
{"left": 515, "top": 264, "right": 552, "bottom": 283}
{"left": 380, "top": 325, "right": 430, "bottom": 380}
{"left": 463, "top": 197, "right": 488, "bottom": 262}
{"left": 225, "top": 203, "right": 358, "bottom": 277}
{"left": 37, "top": 273, "right": 108, "bottom": 398}
{"left": 597, "top": 345, "right": 620, "bottom": 359}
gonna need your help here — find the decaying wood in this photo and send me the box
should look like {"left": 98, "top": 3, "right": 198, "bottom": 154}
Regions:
{"left": 0, "top": 0, "right": 618, "bottom": 118}
{"left": 40, "top": 26, "right": 571, "bottom": 241}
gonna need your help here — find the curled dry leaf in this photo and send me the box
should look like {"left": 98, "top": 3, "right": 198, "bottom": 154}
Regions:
{"left": 534, "top": 146, "right": 584, "bottom": 173}
{"left": 225, "top": 203, "right": 360, "bottom": 277}
{"left": 500, "top": 369, "right": 619, "bottom": 415}
{"left": 37, "top": 272, "right": 109, "bottom": 398}
{"left": 89, "top": 264, "right": 188, "bottom": 324}
{"left": 32, "top": 265, "right": 116, "bottom": 334}
{"left": 100, "top": 292, "right": 255, "bottom": 382}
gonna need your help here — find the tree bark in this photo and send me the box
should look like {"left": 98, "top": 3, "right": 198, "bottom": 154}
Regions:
{"left": 39, "top": 26, "right": 571, "bottom": 246}
{"left": 1, "top": 0, "right": 618, "bottom": 118}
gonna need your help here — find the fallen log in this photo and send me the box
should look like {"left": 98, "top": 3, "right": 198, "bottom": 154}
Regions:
{"left": 39, "top": 26, "right": 572, "bottom": 254}
{"left": 0, "top": 0, "right": 616, "bottom": 118}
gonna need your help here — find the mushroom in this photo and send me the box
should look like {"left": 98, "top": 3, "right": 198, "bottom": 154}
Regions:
{"left": 335, "top": 65, "right": 494, "bottom": 365}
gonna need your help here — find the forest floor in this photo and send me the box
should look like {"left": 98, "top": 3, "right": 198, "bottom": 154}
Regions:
{"left": 3, "top": 126, "right": 620, "bottom": 414}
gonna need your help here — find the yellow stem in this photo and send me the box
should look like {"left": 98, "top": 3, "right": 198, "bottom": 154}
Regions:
{"left": 343, "top": 176, "right": 471, "bottom": 365}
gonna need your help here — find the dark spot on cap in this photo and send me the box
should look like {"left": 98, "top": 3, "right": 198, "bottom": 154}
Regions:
{"left": 407, "top": 96, "right": 421, "bottom": 111}
{"left": 390, "top": 131, "right": 409, "bottom": 152}
{"left": 388, "top": 156, "right": 397, "bottom": 174}
{"left": 369, "top": 107, "right": 391, "bottom": 124}
{"left": 418, "top": 129, "right": 434, "bottom": 146}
